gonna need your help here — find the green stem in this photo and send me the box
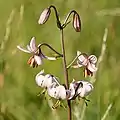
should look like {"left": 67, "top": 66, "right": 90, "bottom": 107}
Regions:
{"left": 60, "top": 29, "right": 72, "bottom": 120}
{"left": 67, "top": 54, "right": 81, "bottom": 69}
{"left": 101, "top": 103, "right": 112, "bottom": 120}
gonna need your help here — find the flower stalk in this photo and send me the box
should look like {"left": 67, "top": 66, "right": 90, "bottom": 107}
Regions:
{"left": 60, "top": 29, "right": 72, "bottom": 120}
{"left": 38, "top": 43, "right": 63, "bottom": 58}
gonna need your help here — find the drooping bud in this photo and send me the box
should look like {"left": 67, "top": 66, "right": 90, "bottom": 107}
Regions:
{"left": 38, "top": 8, "right": 51, "bottom": 24}
{"left": 73, "top": 13, "right": 81, "bottom": 32}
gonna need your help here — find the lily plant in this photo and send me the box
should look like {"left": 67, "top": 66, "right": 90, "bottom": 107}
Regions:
{"left": 17, "top": 5, "right": 97, "bottom": 120}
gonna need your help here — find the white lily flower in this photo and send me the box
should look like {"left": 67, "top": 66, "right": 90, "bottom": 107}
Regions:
{"left": 77, "top": 80, "right": 93, "bottom": 98}
{"left": 47, "top": 85, "right": 67, "bottom": 100}
{"left": 68, "top": 79, "right": 82, "bottom": 100}
{"left": 35, "top": 70, "right": 60, "bottom": 88}
{"left": 17, "top": 37, "right": 56, "bottom": 68}
{"left": 68, "top": 79, "right": 93, "bottom": 100}
{"left": 73, "top": 51, "right": 97, "bottom": 77}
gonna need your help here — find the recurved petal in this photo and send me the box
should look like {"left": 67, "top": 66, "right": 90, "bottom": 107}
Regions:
{"left": 35, "top": 72, "right": 45, "bottom": 87}
{"left": 34, "top": 55, "right": 43, "bottom": 65}
{"left": 45, "top": 56, "right": 56, "bottom": 60}
{"left": 78, "top": 54, "right": 88, "bottom": 66}
{"left": 17, "top": 45, "right": 31, "bottom": 53}
{"left": 55, "top": 85, "right": 67, "bottom": 100}
{"left": 27, "top": 45, "right": 32, "bottom": 52}
{"left": 87, "top": 62, "right": 97, "bottom": 72}
{"left": 80, "top": 83, "right": 93, "bottom": 97}
{"left": 47, "top": 87, "right": 56, "bottom": 98}
{"left": 88, "top": 55, "right": 97, "bottom": 64}
{"left": 85, "top": 83, "right": 93, "bottom": 93}
{"left": 30, "top": 37, "right": 37, "bottom": 52}
{"left": 44, "top": 74, "right": 54, "bottom": 88}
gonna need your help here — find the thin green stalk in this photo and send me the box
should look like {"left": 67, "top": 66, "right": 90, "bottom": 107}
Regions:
{"left": 60, "top": 29, "right": 72, "bottom": 120}
{"left": 67, "top": 54, "right": 81, "bottom": 69}
{"left": 101, "top": 103, "right": 113, "bottom": 120}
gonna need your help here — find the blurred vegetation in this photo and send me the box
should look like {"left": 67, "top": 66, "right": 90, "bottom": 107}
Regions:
{"left": 0, "top": 0, "right": 120, "bottom": 120}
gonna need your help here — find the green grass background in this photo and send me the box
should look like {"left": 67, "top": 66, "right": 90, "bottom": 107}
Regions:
{"left": 0, "top": 0, "right": 120, "bottom": 120}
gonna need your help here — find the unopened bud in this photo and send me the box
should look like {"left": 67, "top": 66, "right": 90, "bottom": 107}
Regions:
{"left": 38, "top": 8, "right": 51, "bottom": 24}
{"left": 73, "top": 13, "right": 81, "bottom": 32}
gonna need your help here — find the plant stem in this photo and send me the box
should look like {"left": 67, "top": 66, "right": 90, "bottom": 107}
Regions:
{"left": 60, "top": 29, "right": 72, "bottom": 120}
{"left": 101, "top": 103, "right": 113, "bottom": 120}
{"left": 67, "top": 54, "right": 81, "bottom": 69}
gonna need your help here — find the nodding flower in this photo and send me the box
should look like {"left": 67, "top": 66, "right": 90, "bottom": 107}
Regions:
{"left": 35, "top": 71, "right": 94, "bottom": 101}
{"left": 47, "top": 85, "right": 68, "bottom": 100}
{"left": 17, "top": 37, "right": 56, "bottom": 68}
{"left": 35, "top": 70, "right": 60, "bottom": 88}
{"left": 35, "top": 70, "right": 71, "bottom": 100}
{"left": 68, "top": 79, "right": 93, "bottom": 100}
{"left": 73, "top": 51, "right": 97, "bottom": 77}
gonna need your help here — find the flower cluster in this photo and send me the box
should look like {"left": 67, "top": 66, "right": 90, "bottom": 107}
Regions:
{"left": 35, "top": 70, "right": 93, "bottom": 101}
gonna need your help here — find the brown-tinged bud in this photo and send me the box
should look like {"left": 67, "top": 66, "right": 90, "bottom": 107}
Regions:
{"left": 38, "top": 8, "right": 51, "bottom": 24}
{"left": 73, "top": 13, "right": 81, "bottom": 32}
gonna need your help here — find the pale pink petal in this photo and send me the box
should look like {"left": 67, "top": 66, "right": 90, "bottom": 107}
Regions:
{"left": 30, "top": 37, "right": 37, "bottom": 52}
{"left": 87, "top": 62, "right": 97, "bottom": 72}
{"left": 27, "top": 45, "right": 32, "bottom": 52}
{"left": 17, "top": 46, "right": 31, "bottom": 53}
{"left": 88, "top": 55, "right": 97, "bottom": 64}
{"left": 45, "top": 56, "right": 56, "bottom": 60}
{"left": 78, "top": 54, "right": 88, "bottom": 66}
{"left": 34, "top": 55, "right": 43, "bottom": 65}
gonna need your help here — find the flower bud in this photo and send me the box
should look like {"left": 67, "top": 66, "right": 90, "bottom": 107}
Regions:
{"left": 38, "top": 8, "right": 51, "bottom": 24}
{"left": 73, "top": 13, "right": 81, "bottom": 32}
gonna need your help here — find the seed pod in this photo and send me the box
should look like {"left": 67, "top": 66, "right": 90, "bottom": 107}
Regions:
{"left": 38, "top": 8, "right": 51, "bottom": 24}
{"left": 73, "top": 13, "right": 81, "bottom": 32}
